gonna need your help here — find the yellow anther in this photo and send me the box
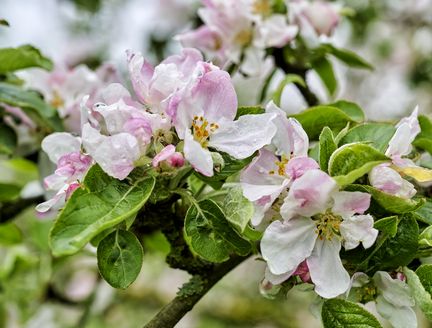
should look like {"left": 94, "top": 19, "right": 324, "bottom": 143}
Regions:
{"left": 314, "top": 211, "right": 342, "bottom": 240}
{"left": 191, "top": 116, "right": 219, "bottom": 147}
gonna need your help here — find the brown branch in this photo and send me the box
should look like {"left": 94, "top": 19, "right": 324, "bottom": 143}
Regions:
{"left": 143, "top": 255, "right": 247, "bottom": 328}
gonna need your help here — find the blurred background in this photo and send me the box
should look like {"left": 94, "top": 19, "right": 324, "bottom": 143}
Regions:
{"left": 1, "top": 0, "right": 432, "bottom": 327}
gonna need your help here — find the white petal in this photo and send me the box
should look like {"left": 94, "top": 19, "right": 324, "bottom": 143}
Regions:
{"left": 280, "top": 170, "right": 337, "bottom": 220}
{"left": 369, "top": 164, "right": 416, "bottom": 199}
{"left": 184, "top": 130, "right": 214, "bottom": 177}
{"left": 332, "top": 191, "right": 371, "bottom": 217}
{"left": 307, "top": 238, "right": 350, "bottom": 298}
{"left": 265, "top": 265, "right": 295, "bottom": 285}
{"left": 82, "top": 124, "right": 139, "bottom": 180}
{"left": 340, "top": 214, "right": 378, "bottom": 250}
{"left": 376, "top": 296, "right": 417, "bottom": 328}
{"left": 261, "top": 218, "right": 317, "bottom": 275}
{"left": 42, "top": 133, "right": 81, "bottom": 163}
{"left": 209, "top": 113, "right": 276, "bottom": 159}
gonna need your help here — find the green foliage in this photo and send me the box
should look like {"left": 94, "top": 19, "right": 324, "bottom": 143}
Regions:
{"left": 273, "top": 74, "right": 306, "bottom": 106}
{"left": 328, "top": 143, "right": 389, "bottom": 186}
{"left": 413, "top": 115, "right": 432, "bottom": 154}
{"left": 321, "top": 299, "right": 382, "bottom": 328}
{"left": 319, "top": 127, "right": 337, "bottom": 172}
{"left": 222, "top": 187, "right": 254, "bottom": 233}
{"left": 0, "top": 122, "right": 17, "bottom": 155}
{"left": 340, "top": 123, "right": 396, "bottom": 152}
{"left": 0, "top": 82, "right": 62, "bottom": 131}
{"left": 419, "top": 225, "right": 432, "bottom": 247}
{"left": 0, "top": 45, "right": 53, "bottom": 73}
{"left": 328, "top": 101, "right": 365, "bottom": 123}
{"left": 195, "top": 153, "right": 254, "bottom": 189}
{"left": 184, "top": 199, "right": 251, "bottom": 263}
{"left": 235, "top": 106, "right": 265, "bottom": 119}
{"left": 97, "top": 230, "right": 144, "bottom": 289}
{"left": 320, "top": 44, "right": 374, "bottom": 70}
{"left": 0, "top": 222, "right": 22, "bottom": 245}
{"left": 368, "top": 215, "right": 418, "bottom": 272}
{"left": 416, "top": 264, "right": 432, "bottom": 295}
{"left": 413, "top": 199, "right": 432, "bottom": 225}
{"left": 292, "top": 105, "right": 360, "bottom": 140}
{"left": 403, "top": 267, "right": 432, "bottom": 321}
{"left": 312, "top": 56, "right": 337, "bottom": 95}
{"left": 374, "top": 216, "right": 398, "bottom": 238}
{"left": 345, "top": 185, "right": 425, "bottom": 214}
{"left": 50, "top": 165, "right": 155, "bottom": 256}
{"left": 0, "top": 183, "right": 21, "bottom": 202}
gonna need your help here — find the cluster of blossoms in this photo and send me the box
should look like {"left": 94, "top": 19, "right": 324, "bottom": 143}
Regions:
{"left": 238, "top": 103, "right": 427, "bottom": 327}
{"left": 177, "top": 0, "right": 340, "bottom": 72}
{"left": 37, "top": 48, "right": 277, "bottom": 211}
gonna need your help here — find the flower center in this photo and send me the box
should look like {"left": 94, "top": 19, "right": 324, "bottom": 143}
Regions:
{"left": 50, "top": 90, "right": 64, "bottom": 109}
{"left": 314, "top": 211, "right": 342, "bottom": 240}
{"left": 234, "top": 29, "right": 253, "bottom": 47}
{"left": 253, "top": 0, "right": 272, "bottom": 17}
{"left": 268, "top": 155, "right": 290, "bottom": 176}
{"left": 191, "top": 116, "right": 219, "bottom": 147}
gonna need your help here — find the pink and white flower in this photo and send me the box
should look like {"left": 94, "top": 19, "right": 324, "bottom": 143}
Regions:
{"left": 36, "top": 133, "right": 92, "bottom": 213}
{"left": 261, "top": 170, "right": 378, "bottom": 298}
{"left": 172, "top": 68, "right": 277, "bottom": 177}
{"left": 240, "top": 101, "right": 318, "bottom": 226}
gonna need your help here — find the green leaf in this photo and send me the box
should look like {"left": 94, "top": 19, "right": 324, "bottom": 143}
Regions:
{"left": 416, "top": 264, "right": 432, "bottom": 295}
{"left": 235, "top": 106, "right": 265, "bottom": 119}
{"left": 419, "top": 226, "right": 432, "bottom": 247}
{"left": 97, "top": 230, "right": 143, "bottom": 289}
{"left": 0, "top": 45, "right": 53, "bottom": 73}
{"left": 292, "top": 106, "right": 356, "bottom": 140}
{"left": 328, "top": 143, "right": 389, "bottom": 186}
{"left": 312, "top": 56, "right": 337, "bottom": 95}
{"left": 0, "top": 122, "right": 17, "bottom": 155}
{"left": 222, "top": 187, "right": 254, "bottom": 232}
{"left": 403, "top": 267, "right": 432, "bottom": 321}
{"left": 319, "top": 127, "right": 337, "bottom": 172}
{"left": 321, "top": 299, "right": 382, "bottom": 328}
{"left": 0, "top": 183, "right": 21, "bottom": 202}
{"left": 374, "top": 216, "right": 398, "bottom": 238}
{"left": 345, "top": 185, "right": 425, "bottom": 214}
{"left": 328, "top": 100, "right": 365, "bottom": 123}
{"left": 340, "top": 123, "right": 396, "bottom": 152}
{"left": 0, "top": 222, "right": 22, "bottom": 245}
{"left": 414, "top": 199, "right": 432, "bottom": 225}
{"left": 272, "top": 74, "right": 306, "bottom": 106}
{"left": 368, "top": 215, "right": 418, "bottom": 271}
{"left": 321, "top": 44, "right": 374, "bottom": 70}
{"left": 413, "top": 115, "right": 432, "bottom": 154}
{"left": 0, "top": 158, "right": 38, "bottom": 187}
{"left": 184, "top": 199, "right": 251, "bottom": 263}
{"left": 195, "top": 152, "right": 254, "bottom": 189}
{"left": 0, "top": 82, "right": 62, "bottom": 131}
{"left": 50, "top": 165, "right": 155, "bottom": 256}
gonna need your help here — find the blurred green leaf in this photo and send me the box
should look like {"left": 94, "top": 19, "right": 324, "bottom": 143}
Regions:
{"left": 97, "top": 230, "right": 143, "bottom": 289}
{"left": 328, "top": 100, "right": 365, "bottom": 123}
{"left": 0, "top": 158, "right": 38, "bottom": 187}
{"left": 312, "top": 56, "right": 337, "bottom": 95}
{"left": 0, "top": 45, "right": 52, "bottom": 73}
{"left": 272, "top": 74, "right": 306, "bottom": 106}
{"left": 0, "top": 82, "right": 62, "bottom": 131}
{"left": 0, "top": 183, "right": 20, "bottom": 202}
{"left": 0, "top": 122, "right": 17, "bottom": 155}
{"left": 321, "top": 44, "right": 374, "bottom": 70}
{"left": 0, "top": 222, "right": 22, "bottom": 245}
{"left": 235, "top": 106, "right": 265, "bottom": 119}
{"left": 413, "top": 115, "right": 432, "bottom": 155}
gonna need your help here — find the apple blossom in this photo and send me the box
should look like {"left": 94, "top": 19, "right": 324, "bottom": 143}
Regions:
{"left": 261, "top": 170, "right": 378, "bottom": 298}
